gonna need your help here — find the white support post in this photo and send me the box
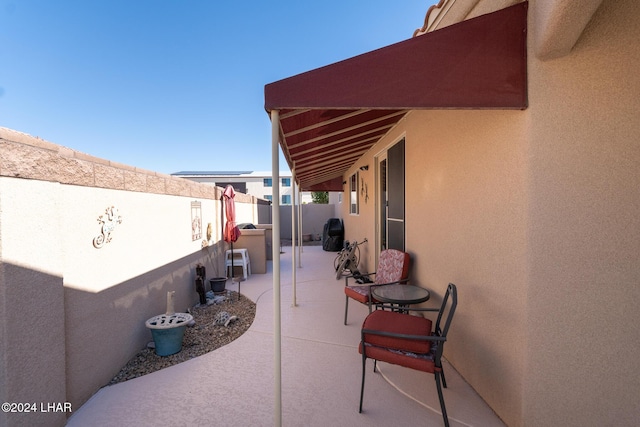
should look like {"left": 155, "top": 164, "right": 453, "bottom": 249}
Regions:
{"left": 270, "top": 110, "right": 282, "bottom": 427}
{"left": 291, "top": 168, "right": 297, "bottom": 307}
{"left": 298, "top": 187, "right": 303, "bottom": 258}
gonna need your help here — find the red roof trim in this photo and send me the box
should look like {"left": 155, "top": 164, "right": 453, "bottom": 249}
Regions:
{"left": 265, "top": 3, "right": 528, "bottom": 191}
{"left": 265, "top": 3, "right": 528, "bottom": 111}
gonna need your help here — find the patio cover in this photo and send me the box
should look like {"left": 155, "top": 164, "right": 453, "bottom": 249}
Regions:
{"left": 264, "top": 2, "right": 528, "bottom": 191}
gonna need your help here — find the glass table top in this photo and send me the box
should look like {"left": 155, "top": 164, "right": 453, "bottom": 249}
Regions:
{"left": 371, "top": 284, "right": 430, "bottom": 305}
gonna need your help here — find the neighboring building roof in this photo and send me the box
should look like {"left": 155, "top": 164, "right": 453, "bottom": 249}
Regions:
{"left": 172, "top": 171, "right": 291, "bottom": 177}
{"left": 172, "top": 171, "right": 253, "bottom": 176}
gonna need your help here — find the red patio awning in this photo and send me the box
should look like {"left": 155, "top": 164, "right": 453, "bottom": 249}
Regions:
{"left": 265, "top": 2, "right": 528, "bottom": 191}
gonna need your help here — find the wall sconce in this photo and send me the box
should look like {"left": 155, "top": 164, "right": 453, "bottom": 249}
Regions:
{"left": 359, "top": 165, "right": 369, "bottom": 171}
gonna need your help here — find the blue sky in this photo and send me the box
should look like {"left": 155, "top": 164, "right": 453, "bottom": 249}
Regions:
{"left": 1, "top": 1, "right": 431, "bottom": 174}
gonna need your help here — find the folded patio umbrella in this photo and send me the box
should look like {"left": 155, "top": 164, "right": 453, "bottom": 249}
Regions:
{"left": 223, "top": 185, "right": 241, "bottom": 288}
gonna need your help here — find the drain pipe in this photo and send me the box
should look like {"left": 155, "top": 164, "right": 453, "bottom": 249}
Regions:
{"left": 271, "top": 109, "right": 282, "bottom": 426}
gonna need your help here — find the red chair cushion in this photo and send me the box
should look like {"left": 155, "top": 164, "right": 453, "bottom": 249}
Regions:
{"left": 362, "top": 310, "right": 433, "bottom": 355}
{"left": 359, "top": 341, "right": 438, "bottom": 373}
{"left": 344, "top": 286, "right": 379, "bottom": 304}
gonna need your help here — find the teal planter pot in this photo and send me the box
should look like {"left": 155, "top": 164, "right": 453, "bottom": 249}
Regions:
{"left": 149, "top": 326, "right": 186, "bottom": 356}
{"left": 145, "top": 313, "right": 193, "bottom": 357}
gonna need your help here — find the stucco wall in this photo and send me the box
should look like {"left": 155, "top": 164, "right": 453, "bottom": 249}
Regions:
{"left": 342, "top": 108, "right": 529, "bottom": 425}
{"left": 524, "top": 0, "right": 640, "bottom": 425}
{"left": 407, "top": 109, "right": 529, "bottom": 424}
{"left": 0, "top": 178, "right": 68, "bottom": 427}
{"left": 235, "top": 229, "right": 267, "bottom": 274}
{"left": 278, "top": 203, "right": 337, "bottom": 241}
{"left": 340, "top": 1, "right": 640, "bottom": 425}
{"left": 59, "top": 185, "right": 228, "bottom": 407}
{"left": 0, "top": 129, "right": 260, "bottom": 425}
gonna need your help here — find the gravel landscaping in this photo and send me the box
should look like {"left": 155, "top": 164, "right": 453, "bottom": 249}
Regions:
{"left": 108, "top": 291, "right": 256, "bottom": 385}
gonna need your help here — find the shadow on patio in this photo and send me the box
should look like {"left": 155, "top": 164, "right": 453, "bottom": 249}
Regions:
{"left": 67, "top": 246, "right": 504, "bottom": 427}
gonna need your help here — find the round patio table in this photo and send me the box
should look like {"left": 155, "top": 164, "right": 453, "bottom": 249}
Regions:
{"left": 371, "top": 284, "right": 430, "bottom": 311}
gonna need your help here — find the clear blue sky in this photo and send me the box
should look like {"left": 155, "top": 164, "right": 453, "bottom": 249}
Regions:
{"left": 1, "top": 0, "right": 431, "bottom": 174}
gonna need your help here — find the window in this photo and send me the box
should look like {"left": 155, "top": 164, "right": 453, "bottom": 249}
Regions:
{"left": 282, "top": 195, "right": 291, "bottom": 204}
{"left": 264, "top": 195, "right": 272, "bottom": 202}
{"left": 281, "top": 178, "right": 291, "bottom": 187}
{"left": 263, "top": 178, "right": 272, "bottom": 187}
{"left": 350, "top": 172, "right": 359, "bottom": 214}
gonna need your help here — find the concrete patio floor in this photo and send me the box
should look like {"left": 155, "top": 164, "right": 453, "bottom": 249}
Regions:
{"left": 67, "top": 245, "right": 505, "bottom": 427}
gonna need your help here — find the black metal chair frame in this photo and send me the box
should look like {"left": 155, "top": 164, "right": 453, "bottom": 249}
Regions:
{"left": 359, "top": 283, "right": 457, "bottom": 427}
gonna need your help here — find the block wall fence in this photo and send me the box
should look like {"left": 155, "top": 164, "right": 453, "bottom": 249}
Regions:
{"left": 0, "top": 128, "right": 264, "bottom": 426}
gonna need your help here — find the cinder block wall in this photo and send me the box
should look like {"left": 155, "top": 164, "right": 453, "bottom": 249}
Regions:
{"left": 279, "top": 203, "right": 337, "bottom": 240}
{"left": 0, "top": 128, "right": 259, "bottom": 426}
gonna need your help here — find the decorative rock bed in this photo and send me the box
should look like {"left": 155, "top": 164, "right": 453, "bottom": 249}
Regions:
{"left": 108, "top": 291, "right": 256, "bottom": 385}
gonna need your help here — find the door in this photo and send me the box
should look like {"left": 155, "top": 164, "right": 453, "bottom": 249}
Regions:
{"left": 377, "top": 155, "right": 388, "bottom": 251}
{"left": 387, "top": 139, "right": 405, "bottom": 251}
{"left": 377, "top": 139, "right": 405, "bottom": 253}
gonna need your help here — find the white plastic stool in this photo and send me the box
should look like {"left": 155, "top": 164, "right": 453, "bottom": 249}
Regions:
{"left": 225, "top": 248, "right": 251, "bottom": 280}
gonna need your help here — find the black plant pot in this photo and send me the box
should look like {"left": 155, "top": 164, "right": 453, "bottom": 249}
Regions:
{"left": 209, "top": 277, "right": 227, "bottom": 293}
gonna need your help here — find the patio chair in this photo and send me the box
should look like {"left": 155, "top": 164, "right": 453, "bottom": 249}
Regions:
{"left": 343, "top": 249, "right": 410, "bottom": 325}
{"left": 358, "top": 283, "right": 457, "bottom": 427}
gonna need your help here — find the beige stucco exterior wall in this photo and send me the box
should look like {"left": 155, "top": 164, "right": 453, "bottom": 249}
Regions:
{"left": 0, "top": 129, "right": 260, "bottom": 425}
{"left": 60, "top": 185, "right": 227, "bottom": 407}
{"left": 340, "top": 1, "right": 640, "bottom": 425}
{"left": 341, "top": 107, "right": 529, "bottom": 425}
{"left": 0, "top": 178, "right": 68, "bottom": 427}
{"left": 235, "top": 229, "right": 267, "bottom": 274}
{"left": 407, "top": 109, "right": 529, "bottom": 424}
{"left": 524, "top": 0, "right": 640, "bottom": 425}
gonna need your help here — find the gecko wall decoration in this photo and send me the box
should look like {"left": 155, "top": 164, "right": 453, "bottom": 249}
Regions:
{"left": 93, "top": 206, "right": 123, "bottom": 248}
